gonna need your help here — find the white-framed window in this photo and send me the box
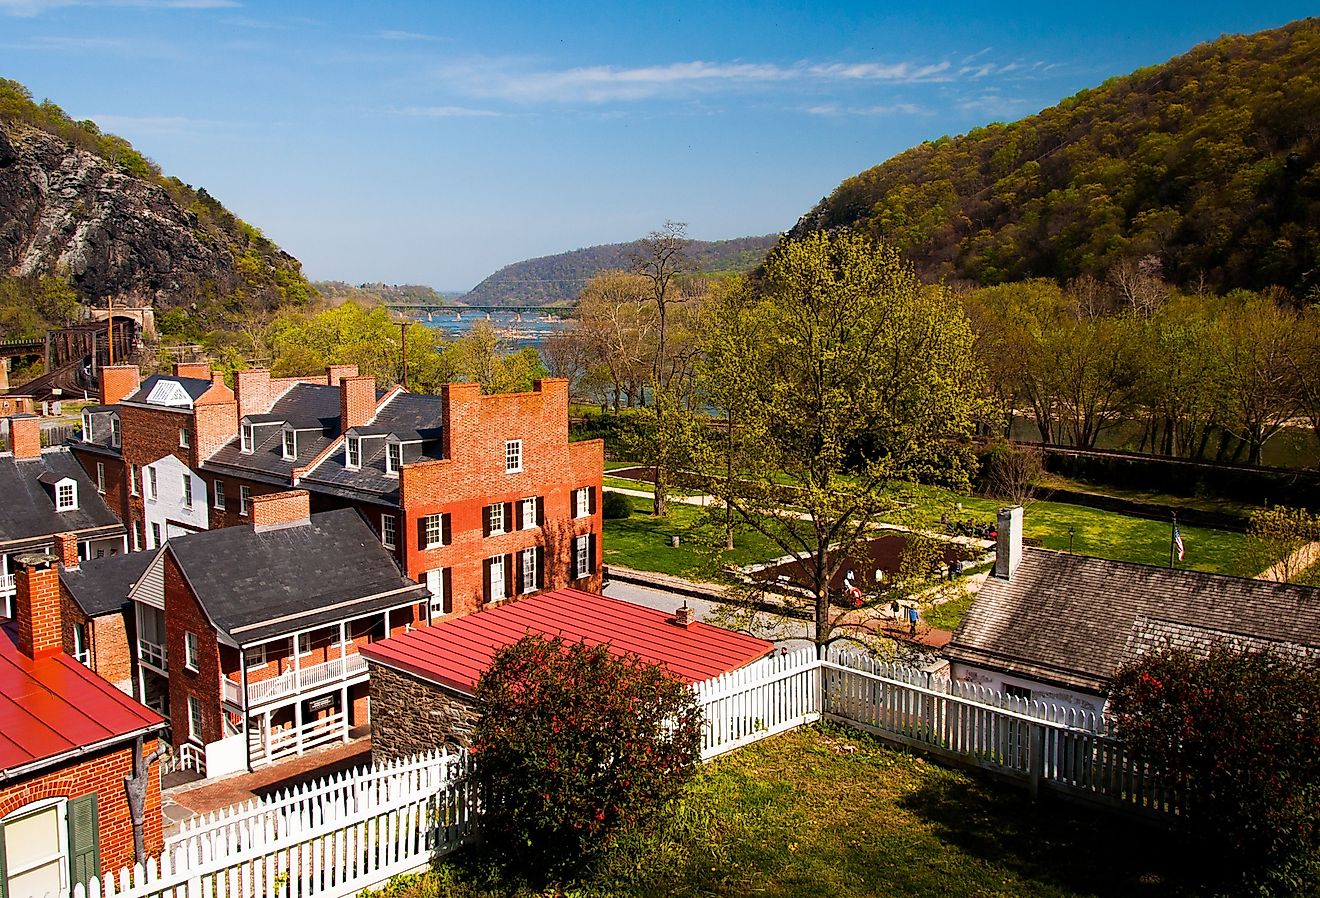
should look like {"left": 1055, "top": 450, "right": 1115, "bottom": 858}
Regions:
{"left": 574, "top": 486, "right": 591, "bottom": 518}
{"left": 240, "top": 424, "right": 254, "bottom": 454}
{"left": 422, "top": 514, "right": 443, "bottom": 549}
{"left": 213, "top": 479, "right": 226, "bottom": 510}
{"left": 486, "top": 502, "right": 505, "bottom": 536}
{"left": 129, "top": 464, "right": 139, "bottom": 496}
{"left": 489, "top": 554, "right": 506, "bottom": 602}
{"left": 297, "top": 633, "right": 314, "bottom": 657}
{"left": 81, "top": 410, "right": 92, "bottom": 440}
{"left": 505, "top": 439, "right": 522, "bottom": 473}
{"left": 345, "top": 436, "right": 361, "bottom": 470}
{"left": 2, "top": 799, "right": 69, "bottom": 898}
{"left": 574, "top": 534, "right": 591, "bottom": 579}
{"left": 96, "top": 462, "right": 106, "bottom": 494}
{"left": 132, "top": 521, "right": 142, "bottom": 552}
{"left": 179, "top": 427, "right": 190, "bottom": 449}
{"left": 521, "top": 547, "right": 538, "bottom": 594}
{"left": 425, "top": 568, "right": 449, "bottom": 619}
{"left": 72, "top": 624, "right": 90, "bottom": 666}
{"left": 184, "top": 631, "right": 199, "bottom": 671}
{"left": 282, "top": 429, "right": 296, "bottom": 460}
{"left": 182, "top": 475, "right": 193, "bottom": 509}
{"left": 385, "top": 442, "right": 402, "bottom": 476}
{"left": 56, "top": 482, "right": 77, "bottom": 511}
{"left": 246, "top": 643, "right": 267, "bottom": 668}
{"left": 187, "top": 695, "right": 203, "bottom": 742}
{"left": 520, "top": 497, "right": 538, "bottom": 529}
{"left": 150, "top": 522, "right": 161, "bottom": 549}
{"left": 147, "top": 466, "right": 158, "bottom": 500}
{"left": 110, "top": 415, "right": 121, "bottom": 448}
{"left": 239, "top": 484, "right": 251, "bottom": 516}
{"left": 381, "top": 513, "right": 397, "bottom": 550}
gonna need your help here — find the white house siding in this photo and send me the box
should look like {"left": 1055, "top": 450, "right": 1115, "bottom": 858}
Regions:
{"left": 143, "top": 454, "right": 209, "bottom": 547}
{"left": 949, "top": 661, "right": 1106, "bottom": 716}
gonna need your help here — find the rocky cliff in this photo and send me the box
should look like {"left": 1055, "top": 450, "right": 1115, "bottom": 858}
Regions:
{"left": 0, "top": 79, "right": 309, "bottom": 313}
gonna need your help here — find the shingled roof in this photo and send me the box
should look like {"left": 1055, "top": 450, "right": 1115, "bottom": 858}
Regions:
{"left": 61, "top": 550, "right": 155, "bottom": 618}
{"left": 947, "top": 548, "right": 1320, "bottom": 694}
{"left": 0, "top": 449, "right": 123, "bottom": 549}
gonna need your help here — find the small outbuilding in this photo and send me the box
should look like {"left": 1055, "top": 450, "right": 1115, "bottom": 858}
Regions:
{"left": 360, "top": 588, "right": 774, "bottom": 759}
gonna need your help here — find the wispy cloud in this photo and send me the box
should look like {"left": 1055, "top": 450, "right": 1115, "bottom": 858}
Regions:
{"left": 389, "top": 105, "right": 504, "bottom": 119}
{"left": 802, "top": 102, "right": 926, "bottom": 117}
{"left": 1, "top": 0, "right": 238, "bottom": 14}
{"left": 375, "top": 29, "right": 435, "bottom": 41}
{"left": 433, "top": 56, "right": 978, "bottom": 104}
{"left": 80, "top": 113, "right": 231, "bottom": 134}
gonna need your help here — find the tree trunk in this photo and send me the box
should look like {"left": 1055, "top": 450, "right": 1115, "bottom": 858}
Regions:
{"left": 123, "top": 737, "right": 167, "bottom": 865}
{"left": 725, "top": 408, "right": 735, "bottom": 550}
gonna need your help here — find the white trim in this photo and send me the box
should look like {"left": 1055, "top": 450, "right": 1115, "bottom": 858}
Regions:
{"left": 1, "top": 797, "right": 69, "bottom": 897}
{"left": 504, "top": 439, "right": 522, "bottom": 473}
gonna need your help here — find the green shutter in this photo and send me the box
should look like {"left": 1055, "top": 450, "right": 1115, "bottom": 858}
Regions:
{"left": 67, "top": 793, "right": 100, "bottom": 889}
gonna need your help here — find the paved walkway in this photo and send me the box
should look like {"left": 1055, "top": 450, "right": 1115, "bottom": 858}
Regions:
{"left": 163, "top": 737, "right": 373, "bottom": 833}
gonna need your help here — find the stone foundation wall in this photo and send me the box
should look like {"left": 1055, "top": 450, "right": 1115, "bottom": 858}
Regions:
{"left": 369, "top": 662, "right": 481, "bottom": 761}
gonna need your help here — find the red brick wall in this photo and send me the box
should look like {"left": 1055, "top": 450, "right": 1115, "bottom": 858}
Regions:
{"left": 16, "top": 562, "right": 62, "bottom": 658}
{"left": 0, "top": 396, "right": 34, "bottom": 415}
{"left": 340, "top": 376, "right": 377, "bottom": 430}
{"left": 162, "top": 553, "right": 223, "bottom": 747}
{"left": 201, "top": 474, "right": 285, "bottom": 529}
{"left": 173, "top": 362, "right": 210, "bottom": 380}
{"left": 400, "top": 379, "right": 603, "bottom": 616}
{"left": 100, "top": 366, "right": 140, "bottom": 406}
{"left": 0, "top": 740, "right": 163, "bottom": 875}
{"left": 191, "top": 396, "right": 238, "bottom": 465}
{"left": 9, "top": 414, "right": 41, "bottom": 460}
{"left": 250, "top": 490, "right": 310, "bottom": 529}
{"left": 59, "top": 582, "right": 135, "bottom": 690}
{"left": 70, "top": 448, "right": 130, "bottom": 526}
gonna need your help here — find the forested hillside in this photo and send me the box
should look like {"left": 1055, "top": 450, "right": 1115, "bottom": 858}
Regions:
{"left": 0, "top": 78, "right": 311, "bottom": 335}
{"left": 313, "top": 281, "right": 460, "bottom": 308}
{"left": 464, "top": 234, "right": 778, "bottom": 306}
{"left": 791, "top": 19, "right": 1320, "bottom": 296}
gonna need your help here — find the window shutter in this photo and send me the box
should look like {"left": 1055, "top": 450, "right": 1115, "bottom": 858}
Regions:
{"left": 504, "top": 502, "right": 514, "bottom": 532}
{"left": 482, "top": 559, "right": 492, "bottom": 603}
{"left": 442, "top": 513, "right": 452, "bottom": 545}
{"left": 513, "top": 500, "right": 523, "bottom": 531}
{"left": 504, "top": 553, "right": 515, "bottom": 597}
{"left": 68, "top": 792, "right": 101, "bottom": 889}
{"left": 417, "top": 517, "right": 427, "bottom": 550}
{"left": 536, "top": 496, "right": 544, "bottom": 526}
{"left": 589, "top": 533, "right": 598, "bottom": 574}
{"left": 443, "top": 568, "right": 453, "bottom": 614}
{"left": 589, "top": 487, "right": 597, "bottom": 515}
{"left": 482, "top": 506, "right": 492, "bottom": 538}
{"left": 0, "top": 819, "right": 7, "bottom": 898}
{"left": 536, "top": 546, "right": 545, "bottom": 589}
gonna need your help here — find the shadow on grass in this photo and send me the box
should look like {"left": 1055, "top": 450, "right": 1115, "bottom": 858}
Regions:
{"left": 897, "top": 770, "right": 1203, "bottom": 898}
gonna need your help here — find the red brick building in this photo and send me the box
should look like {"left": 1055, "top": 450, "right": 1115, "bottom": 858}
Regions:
{"left": 0, "top": 553, "right": 165, "bottom": 895}
{"left": 76, "top": 363, "right": 603, "bottom": 618}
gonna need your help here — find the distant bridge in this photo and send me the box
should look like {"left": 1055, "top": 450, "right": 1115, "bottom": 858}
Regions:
{"left": 384, "top": 302, "right": 578, "bottom": 320}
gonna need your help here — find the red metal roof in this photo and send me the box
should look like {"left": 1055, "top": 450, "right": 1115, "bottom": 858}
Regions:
{"left": 360, "top": 588, "right": 773, "bottom": 694}
{"left": 0, "top": 624, "right": 164, "bottom": 776}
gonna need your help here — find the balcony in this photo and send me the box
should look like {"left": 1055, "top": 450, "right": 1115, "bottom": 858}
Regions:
{"left": 138, "top": 638, "right": 167, "bottom": 671}
{"left": 0, "top": 573, "right": 13, "bottom": 597}
{"left": 243, "top": 653, "right": 368, "bottom": 708}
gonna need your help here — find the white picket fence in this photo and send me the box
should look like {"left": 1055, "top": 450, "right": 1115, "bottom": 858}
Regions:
{"left": 68, "top": 651, "right": 1176, "bottom": 898}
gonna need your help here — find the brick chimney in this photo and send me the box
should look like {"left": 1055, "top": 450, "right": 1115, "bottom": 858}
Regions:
{"left": 340, "top": 376, "right": 377, "bottom": 430}
{"left": 14, "top": 552, "right": 62, "bottom": 659}
{"left": 55, "top": 532, "right": 80, "bottom": 571}
{"left": 8, "top": 414, "right": 42, "bottom": 460}
{"left": 325, "top": 364, "right": 359, "bottom": 387}
{"left": 673, "top": 602, "right": 695, "bottom": 628}
{"left": 100, "top": 365, "right": 141, "bottom": 405}
{"left": 173, "top": 362, "right": 211, "bottom": 380}
{"left": 250, "top": 489, "right": 311, "bottom": 532}
{"left": 994, "top": 506, "right": 1024, "bottom": 581}
{"left": 235, "top": 369, "right": 272, "bottom": 418}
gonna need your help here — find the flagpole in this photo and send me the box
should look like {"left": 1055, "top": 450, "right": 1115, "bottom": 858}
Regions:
{"left": 1169, "top": 512, "right": 1177, "bottom": 569}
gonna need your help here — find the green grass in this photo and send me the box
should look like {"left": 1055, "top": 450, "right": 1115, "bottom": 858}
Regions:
{"left": 373, "top": 726, "right": 1198, "bottom": 898}
{"left": 602, "top": 496, "right": 786, "bottom": 580}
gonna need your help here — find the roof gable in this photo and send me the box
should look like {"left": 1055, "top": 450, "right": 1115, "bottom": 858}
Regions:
{"left": 145, "top": 379, "right": 193, "bottom": 407}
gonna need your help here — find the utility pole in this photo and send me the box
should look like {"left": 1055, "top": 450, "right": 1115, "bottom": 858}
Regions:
{"left": 399, "top": 321, "right": 409, "bottom": 390}
{"left": 106, "top": 295, "right": 114, "bottom": 367}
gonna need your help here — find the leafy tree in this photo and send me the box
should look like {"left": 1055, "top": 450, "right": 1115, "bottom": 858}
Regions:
{"left": 1236, "top": 505, "right": 1320, "bottom": 580}
{"left": 1109, "top": 646, "right": 1320, "bottom": 896}
{"left": 981, "top": 440, "right": 1044, "bottom": 505}
{"left": 472, "top": 635, "right": 702, "bottom": 884}
{"left": 698, "top": 231, "right": 984, "bottom": 655}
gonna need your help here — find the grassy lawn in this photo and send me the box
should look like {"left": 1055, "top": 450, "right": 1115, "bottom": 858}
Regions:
{"left": 375, "top": 726, "right": 1197, "bottom": 898}
{"left": 603, "top": 495, "right": 787, "bottom": 579}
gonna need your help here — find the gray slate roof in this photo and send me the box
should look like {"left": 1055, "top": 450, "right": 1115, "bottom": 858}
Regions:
{"left": 61, "top": 550, "right": 155, "bottom": 617}
{"left": 205, "top": 383, "right": 342, "bottom": 480}
{"left": 0, "top": 449, "right": 124, "bottom": 549}
{"left": 166, "top": 507, "right": 428, "bottom": 646}
{"left": 123, "top": 374, "right": 213, "bottom": 404}
{"left": 947, "top": 548, "right": 1320, "bottom": 694}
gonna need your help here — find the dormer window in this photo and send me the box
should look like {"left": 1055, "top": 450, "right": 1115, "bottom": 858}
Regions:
{"left": 385, "top": 442, "right": 402, "bottom": 476}
{"left": 81, "top": 411, "right": 92, "bottom": 440}
{"left": 345, "top": 436, "right": 361, "bottom": 470}
{"left": 56, "top": 481, "right": 77, "bottom": 511}
{"left": 282, "top": 429, "right": 296, "bottom": 461}
{"left": 241, "top": 424, "right": 254, "bottom": 454}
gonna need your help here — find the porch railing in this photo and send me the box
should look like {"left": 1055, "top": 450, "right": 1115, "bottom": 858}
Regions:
{"left": 245, "top": 653, "right": 368, "bottom": 707}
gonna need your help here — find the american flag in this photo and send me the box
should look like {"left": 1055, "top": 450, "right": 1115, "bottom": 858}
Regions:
{"left": 1173, "top": 521, "right": 1185, "bottom": 561}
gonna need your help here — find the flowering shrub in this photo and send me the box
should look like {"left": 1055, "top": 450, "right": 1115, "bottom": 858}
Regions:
{"left": 472, "top": 635, "right": 703, "bottom": 883}
{"left": 1109, "top": 645, "right": 1320, "bottom": 896}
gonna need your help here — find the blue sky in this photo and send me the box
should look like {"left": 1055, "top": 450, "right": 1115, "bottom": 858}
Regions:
{"left": 1, "top": 1, "right": 1312, "bottom": 290}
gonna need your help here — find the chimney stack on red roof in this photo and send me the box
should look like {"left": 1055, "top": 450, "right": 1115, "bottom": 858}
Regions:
{"left": 673, "top": 602, "right": 695, "bottom": 628}
{"left": 340, "top": 376, "right": 377, "bottom": 431}
{"left": 14, "top": 551, "right": 63, "bottom": 659}
{"left": 250, "top": 489, "right": 312, "bottom": 532}
{"left": 7, "top": 414, "right": 42, "bottom": 460}
{"left": 100, "top": 365, "right": 141, "bottom": 405}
